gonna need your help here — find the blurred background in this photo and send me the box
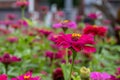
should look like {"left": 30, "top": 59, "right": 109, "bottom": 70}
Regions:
{"left": 0, "top": 0, "right": 120, "bottom": 21}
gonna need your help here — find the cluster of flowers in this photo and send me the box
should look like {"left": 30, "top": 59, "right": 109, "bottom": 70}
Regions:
{"left": 52, "top": 66, "right": 120, "bottom": 80}
{"left": 0, "top": 72, "right": 41, "bottom": 80}
{"left": 0, "top": 17, "right": 115, "bottom": 80}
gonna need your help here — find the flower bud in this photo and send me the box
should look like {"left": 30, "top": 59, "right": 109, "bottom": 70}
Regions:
{"left": 80, "top": 67, "right": 90, "bottom": 78}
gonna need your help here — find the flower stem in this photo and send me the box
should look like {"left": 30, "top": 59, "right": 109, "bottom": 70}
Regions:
{"left": 50, "top": 59, "right": 54, "bottom": 74}
{"left": 68, "top": 59, "right": 74, "bottom": 80}
{"left": 65, "top": 48, "right": 68, "bottom": 64}
{"left": 4, "top": 64, "right": 8, "bottom": 75}
{"left": 21, "top": 7, "right": 25, "bottom": 19}
{"left": 68, "top": 50, "right": 77, "bottom": 80}
{"left": 81, "top": 77, "right": 90, "bottom": 80}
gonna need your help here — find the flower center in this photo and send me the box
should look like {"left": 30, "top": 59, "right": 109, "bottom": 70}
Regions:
{"left": 60, "top": 20, "right": 70, "bottom": 24}
{"left": 72, "top": 33, "right": 81, "bottom": 41}
{"left": 93, "top": 25, "right": 97, "bottom": 28}
{"left": 24, "top": 75, "right": 30, "bottom": 80}
{"left": 19, "top": 0, "right": 27, "bottom": 2}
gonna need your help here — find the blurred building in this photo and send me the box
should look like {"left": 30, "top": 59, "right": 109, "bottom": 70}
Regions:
{"left": 0, "top": 0, "right": 49, "bottom": 20}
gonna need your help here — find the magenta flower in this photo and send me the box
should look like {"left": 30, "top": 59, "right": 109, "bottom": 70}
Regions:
{"left": 87, "top": 13, "right": 98, "bottom": 20}
{"left": 90, "top": 72, "right": 111, "bottom": 80}
{"left": 45, "top": 50, "right": 64, "bottom": 60}
{"left": 11, "top": 71, "right": 41, "bottom": 80}
{"left": 0, "top": 28, "right": 10, "bottom": 35}
{"left": 45, "top": 51, "right": 54, "bottom": 60}
{"left": 3, "top": 20, "right": 12, "bottom": 27}
{"left": 57, "top": 11, "right": 65, "bottom": 17}
{"left": 0, "top": 52, "right": 21, "bottom": 65}
{"left": 11, "top": 24, "right": 21, "bottom": 29}
{"left": 115, "top": 26, "right": 120, "bottom": 31}
{"left": 52, "top": 68, "right": 64, "bottom": 80}
{"left": 83, "top": 24, "right": 107, "bottom": 37}
{"left": 48, "top": 33, "right": 59, "bottom": 43}
{"left": 53, "top": 20, "right": 77, "bottom": 31}
{"left": 55, "top": 33, "right": 96, "bottom": 52}
{"left": 37, "top": 29, "right": 52, "bottom": 37}
{"left": 15, "top": 0, "right": 28, "bottom": 8}
{"left": 102, "top": 19, "right": 111, "bottom": 25}
{"left": 76, "top": 15, "right": 83, "bottom": 22}
{"left": 0, "top": 74, "right": 7, "bottom": 80}
{"left": 17, "top": 19, "right": 28, "bottom": 27}
{"left": 55, "top": 50, "right": 65, "bottom": 59}
{"left": 6, "top": 13, "right": 16, "bottom": 20}
{"left": 40, "top": 6, "right": 48, "bottom": 13}
{"left": 110, "top": 67, "right": 120, "bottom": 80}
{"left": 7, "top": 36, "right": 18, "bottom": 43}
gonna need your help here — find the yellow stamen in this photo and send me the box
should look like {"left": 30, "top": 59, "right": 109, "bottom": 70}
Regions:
{"left": 72, "top": 33, "right": 81, "bottom": 41}
{"left": 63, "top": 20, "right": 69, "bottom": 23}
{"left": 93, "top": 25, "right": 97, "bottom": 27}
{"left": 24, "top": 75, "right": 30, "bottom": 79}
{"left": 20, "top": 0, "right": 27, "bottom": 2}
{"left": 72, "top": 33, "right": 81, "bottom": 38}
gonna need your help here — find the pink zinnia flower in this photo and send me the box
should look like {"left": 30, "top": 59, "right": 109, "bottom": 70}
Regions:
{"left": 0, "top": 28, "right": 11, "bottom": 35}
{"left": 52, "top": 68, "right": 64, "bottom": 80}
{"left": 90, "top": 72, "right": 111, "bottom": 80}
{"left": 45, "top": 50, "right": 64, "bottom": 60}
{"left": 40, "top": 6, "right": 48, "bottom": 13}
{"left": 53, "top": 20, "right": 77, "bottom": 30}
{"left": 102, "top": 19, "right": 111, "bottom": 25}
{"left": 6, "top": 13, "right": 16, "bottom": 20}
{"left": 12, "top": 71, "right": 41, "bottom": 80}
{"left": 45, "top": 51, "right": 54, "bottom": 60}
{"left": 110, "top": 67, "right": 120, "bottom": 80}
{"left": 88, "top": 13, "right": 98, "bottom": 20}
{"left": 0, "top": 52, "right": 21, "bottom": 65}
{"left": 0, "top": 74, "right": 7, "bottom": 80}
{"left": 7, "top": 36, "right": 18, "bottom": 43}
{"left": 76, "top": 15, "right": 83, "bottom": 22}
{"left": 15, "top": 0, "right": 28, "bottom": 8}
{"left": 37, "top": 29, "right": 52, "bottom": 37}
{"left": 55, "top": 33, "right": 96, "bottom": 52}
{"left": 17, "top": 19, "right": 28, "bottom": 27}
{"left": 57, "top": 11, "right": 65, "bottom": 17}
{"left": 11, "top": 24, "right": 21, "bottom": 29}
{"left": 48, "top": 33, "right": 59, "bottom": 43}
{"left": 115, "top": 26, "right": 120, "bottom": 31}
{"left": 3, "top": 20, "right": 12, "bottom": 27}
{"left": 83, "top": 24, "right": 107, "bottom": 37}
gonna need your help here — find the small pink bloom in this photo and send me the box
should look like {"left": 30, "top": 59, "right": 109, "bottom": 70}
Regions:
{"left": 37, "top": 29, "right": 52, "bottom": 37}
{"left": 3, "top": 20, "right": 12, "bottom": 26}
{"left": 12, "top": 71, "right": 41, "bottom": 80}
{"left": 115, "top": 26, "right": 120, "bottom": 31}
{"left": 52, "top": 68, "right": 64, "bottom": 80}
{"left": 88, "top": 13, "right": 98, "bottom": 20}
{"left": 11, "top": 24, "right": 21, "bottom": 29}
{"left": 102, "top": 19, "right": 111, "bottom": 24}
{"left": 57, "top": 11, "right": 65, "bottom": 17}
{"left": 7, "top": 36, "right": 18, "bottom": 43}
{"left": 6, "top": 13, "right": 16, "bottom": 20}
{"left": 53, "top": 20, "right": 77, "bottom": 29}
{"left": 0, "top": 52, "right": 21, "bottom": 65}
{"left": 17, "top": 19, "right": 28, "bottom": 27}
{"left": 0, "top": 74, "right": 7, "bottom": 80}
{"left": 15, "top": 0, "right": 29, "bottom": 8}
{"left": 40, "top": 6, "right": 48, "bottom": 12}
{"left": 90, "top": 72, "right": 110, "bottom": 80}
